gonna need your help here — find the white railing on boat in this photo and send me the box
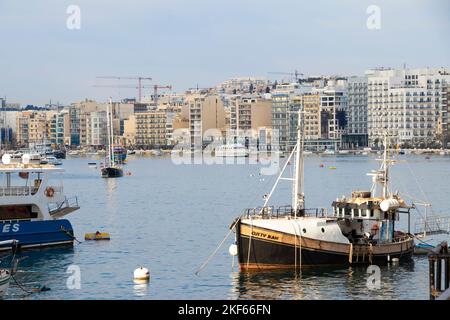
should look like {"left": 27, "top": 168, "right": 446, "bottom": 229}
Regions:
{"left": 0, "top": 186, "right": 62, "bottom": 197}
{"left": 242, "top": 205, "right": 329, "bottom": 219}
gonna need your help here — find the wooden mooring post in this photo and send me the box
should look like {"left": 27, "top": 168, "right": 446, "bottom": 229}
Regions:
{"left": 429, "top": 241, "right": 450, "bottom": 300}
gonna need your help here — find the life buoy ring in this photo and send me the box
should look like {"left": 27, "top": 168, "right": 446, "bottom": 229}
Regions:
{"left": 45, "top": 187, "right": 55, "bottom": 197}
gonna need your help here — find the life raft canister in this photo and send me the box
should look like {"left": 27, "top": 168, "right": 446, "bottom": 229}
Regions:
{"left": 45, "top": 187, "right": 55, "bottom": 197}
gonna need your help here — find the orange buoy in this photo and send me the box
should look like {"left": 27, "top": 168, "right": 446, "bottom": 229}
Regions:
{"left": 319, "top": 164, "right": 324, "bottom": 168}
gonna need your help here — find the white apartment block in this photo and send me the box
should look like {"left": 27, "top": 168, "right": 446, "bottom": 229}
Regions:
{"left": 366, "top": 67, "right": 450, "bottom": 147}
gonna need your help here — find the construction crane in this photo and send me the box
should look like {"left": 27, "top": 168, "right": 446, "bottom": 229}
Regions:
{"left": 96, "top": 76, "right": 152, "bottom": 102}
{"left": 152, "top": 85, "right": 172, "bottom": 108}
{"left": 268, "top": 70, "right": 304, "bottom": 82}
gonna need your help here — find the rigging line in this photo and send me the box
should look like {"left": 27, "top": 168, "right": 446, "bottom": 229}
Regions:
{"left": 194, "top": 218, "right": 240, "bottom": 276}
{"left": 261, "top": 147, "right": 297, "bottom": 209}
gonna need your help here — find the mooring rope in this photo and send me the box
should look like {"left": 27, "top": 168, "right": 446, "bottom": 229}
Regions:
{"left": 195, "top": 218, "right": 240, "bottom": 276}
{"left": 60, "top": 226, "right": 82, "bottom": 244}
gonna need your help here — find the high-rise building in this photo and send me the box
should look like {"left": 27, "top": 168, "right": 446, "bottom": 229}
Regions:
{"left": 230, "top": 96, "right": 272, "bottom": 140}
{"left": 187, "top": 94, "right": 225, "bottom": 149}
{"left": 366, "top": 67, "right": 450, "bottom": 147}
{"left": 344, "top": 76, "right": 368, "bottom": 148}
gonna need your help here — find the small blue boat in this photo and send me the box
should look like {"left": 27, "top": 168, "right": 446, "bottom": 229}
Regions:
{"left": 0, "top": 160, "right": 79, "bottom": 252}
{"left": 414, "top": 242, "right": 435, "bottom": 255}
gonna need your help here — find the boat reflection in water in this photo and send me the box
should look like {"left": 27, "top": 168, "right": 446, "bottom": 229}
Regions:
{"left": 228, "top": 260, "right": 416, "bottom": 300}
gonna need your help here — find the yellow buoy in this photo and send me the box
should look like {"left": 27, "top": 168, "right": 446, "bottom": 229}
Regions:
{"left": 329, "top": 166, "right": 337, "bottom": 170}
{"left": 84, "top": 231, "right": 110, "bottom": 241}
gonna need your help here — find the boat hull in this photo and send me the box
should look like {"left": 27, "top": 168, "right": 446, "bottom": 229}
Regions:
{"left": 0, "top": 220, "right": 74, "bottom": 252}
{"left": 236, "top": 221, "right": 414, "bottom": 270}
{"left": 101, "top": 167, "right": 123, "bottom": 178}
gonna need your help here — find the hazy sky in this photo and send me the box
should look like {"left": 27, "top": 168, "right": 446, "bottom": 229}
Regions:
{"left": 0, "top": 0, "right": 449, "bottom": 105}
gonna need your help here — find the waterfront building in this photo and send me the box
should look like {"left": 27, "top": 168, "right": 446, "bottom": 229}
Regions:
{"left": 16, "top": 111, "right": 48, "bottom": 147}
{"left": 86, "top": 111, "right": 107, "bottom": 147}
{"left": 441, "top": 84, "right": 450, "bottom": 147}
{"left": 343, "top": 76, "right": 368, "bottom": 148}
{"left": 187, "top": 94, "right": 225, "bottom": 149}
{"left": 230, "top": 96, "right": 272, "bottom": 142}
{"left": 366, "top": 67, "right": 450, "bottom": 147}
{"left": 134, "top": 111, "right": 167, "bottom": 148}
{"left": 49, "top": 110, "right": 70, "bottom": 147}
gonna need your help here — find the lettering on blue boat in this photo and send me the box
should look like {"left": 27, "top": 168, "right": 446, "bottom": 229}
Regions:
{"left": 2, "top": 223, "right": 20, "bottom": 233}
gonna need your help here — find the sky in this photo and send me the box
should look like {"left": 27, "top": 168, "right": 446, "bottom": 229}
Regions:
{"left": 0, "top": 0, "right": 449, "bottom": 106}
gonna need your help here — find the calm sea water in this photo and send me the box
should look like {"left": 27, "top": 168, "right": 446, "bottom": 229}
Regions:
{"left": 1, "top": 153, "right": 450, "bottom": 300}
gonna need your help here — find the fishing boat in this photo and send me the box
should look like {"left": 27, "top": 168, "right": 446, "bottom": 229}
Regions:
{"left": 215, "top": 143, "right": 249, "bottom": 157}
{"left": 0, "top": 156, "right": 80, "bottom": 251}
{"left": 101, "top": 98, "right": 123, "bottom": 178}
{"left": 231, "top": 110, "right": 414, "bottom": 270}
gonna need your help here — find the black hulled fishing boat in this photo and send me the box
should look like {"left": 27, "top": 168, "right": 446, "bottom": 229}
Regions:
{"left": 231, "top": 109, "right": 414, "bottom": 271}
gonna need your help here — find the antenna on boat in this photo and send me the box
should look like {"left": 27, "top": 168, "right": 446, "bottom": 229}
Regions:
{"left": 368, "top": 133, "right": 393, "bottom": 198}
{"left": 293, "top": 108, "right": 305, "bottom": 215}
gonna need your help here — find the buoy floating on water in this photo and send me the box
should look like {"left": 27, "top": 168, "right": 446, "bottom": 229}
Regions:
{"left": 329, "top": 166, "right": 337, "bottom": 170}
{"left": 84, "top": 231, "right": 110, "bottom": 241}
{"left": 134, "top": 267, "right": 150, "bottom": 281}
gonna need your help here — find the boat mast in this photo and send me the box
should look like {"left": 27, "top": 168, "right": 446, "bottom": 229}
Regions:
{"left": 108, "top": 98, "right": 115, "bottom": 166}
{"left": 382, "top": 134, "right": 389, "bottom": 198}
{"left": 293, "top": 108, "right": 305, "bottom": 215}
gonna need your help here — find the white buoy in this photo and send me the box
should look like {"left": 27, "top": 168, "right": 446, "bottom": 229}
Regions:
{"left": 1, "top": 154, "right": 11, "bottom": 165}
{"left": 134, "top": 267, "right": 150, "bottom": 281}
{"left": 229, "top": 244, "right": 238, "bottom": 256}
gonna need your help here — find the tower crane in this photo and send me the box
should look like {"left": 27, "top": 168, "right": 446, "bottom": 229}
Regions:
{"left": 268, "top": 70, "right": 304, "bottom": 82}
{"left": 152, "top": 85, "right": 172, "bottom": 108}
{"left": 96, "top": 76, "right": 152, "bottom": 102}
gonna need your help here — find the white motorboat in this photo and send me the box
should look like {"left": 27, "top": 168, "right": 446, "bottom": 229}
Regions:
{"left": 42, "top": 156, "right": 62, "bottom": 166}
{"left": 215, "top": 144, "right": 249, "bottom": 157}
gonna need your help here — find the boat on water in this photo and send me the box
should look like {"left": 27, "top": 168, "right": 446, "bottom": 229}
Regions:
{"left": 0, "top": 157, "right": 80, "bottom": 251}
{"left": 101, "top": 98, "right": 123, "bottom": 178}
{"left": 113, "top": 146, "right": 127, "bottom": 163}
{"left": 0, "top": 268, "right": 10, "bottom": 296}
{"left": 0, "top": 240, "right": 19, "bottom": 296}
{"left": 215, "top": 144, "right": 249, "bottom": 157}
{"left": 41, "top": 156, "right": 62, "bottom": 166}
{"left": 230, "top": 110, "right": 415, "bottom": 270}
{"left": 322, "top": 149, "right": 335, "bottom": 155}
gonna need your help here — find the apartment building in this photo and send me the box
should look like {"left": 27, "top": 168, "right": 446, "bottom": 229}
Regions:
{"left": 134, "top": 112, "right": 167, "bottom": 147}
{"left": 16, "top": 111, "right": 48, "bottom": 147}
{"left": 187, "top": 94, "right": 225, "bottom": 149}
{"left": 441, "top": 84, "right": 450, "bottom": 147}
{"left": 86, "top": 111, "right": 107, "bottom": 147}
{"left": 230, "top": 96, "right": 272, "bottom": 139}
{"left": 344, "top": 76, "right": 368, "bottom": 147}
{"left": 366, "top": 67, "right": 450, "bottom": 147}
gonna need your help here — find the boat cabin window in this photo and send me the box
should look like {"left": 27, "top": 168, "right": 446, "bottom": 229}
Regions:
{"left": 0, "top": 171, "right": 44, "bottom": 195}
{"left": 0, "top": 205, "right": 37, "bottom": 221}
{"left": 361, "top": 209, "right": 367, "bottom": 217}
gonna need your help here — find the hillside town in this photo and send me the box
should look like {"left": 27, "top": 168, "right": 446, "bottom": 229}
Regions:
{"left": 1, "top": 66, "right": 450, "bottom": 153}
